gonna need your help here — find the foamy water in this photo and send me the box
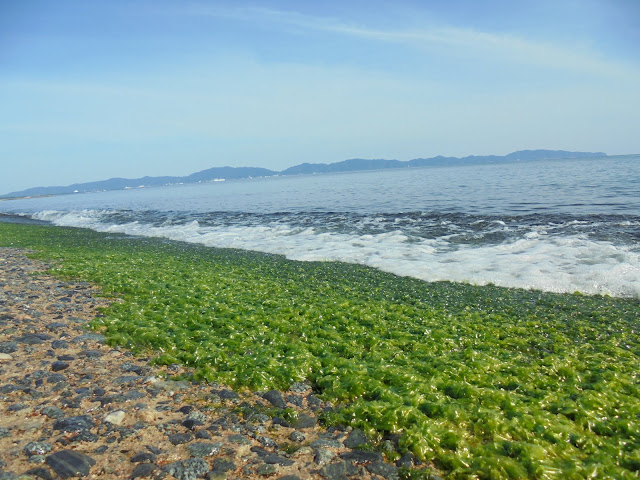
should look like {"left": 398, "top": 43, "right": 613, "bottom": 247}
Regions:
{"left": 3, "top": 156, "right": 639, "bottom": 298}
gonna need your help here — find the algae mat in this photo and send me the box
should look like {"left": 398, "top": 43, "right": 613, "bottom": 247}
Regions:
{"left": 1, "top": 222, "right": 639, "bottom": 479}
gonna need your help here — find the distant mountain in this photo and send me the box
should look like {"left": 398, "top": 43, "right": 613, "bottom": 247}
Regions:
{"left": 1, "top": 149, "right": 606, "bottom": 198}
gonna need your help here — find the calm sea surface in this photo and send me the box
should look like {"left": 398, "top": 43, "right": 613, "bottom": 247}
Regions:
{"left": 2, "top": 156, "right": 639, "bottom": 297}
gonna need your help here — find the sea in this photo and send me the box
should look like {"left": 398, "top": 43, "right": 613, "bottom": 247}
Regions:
{"left": 1, "top": 155, "right": 639, "bottom": 298}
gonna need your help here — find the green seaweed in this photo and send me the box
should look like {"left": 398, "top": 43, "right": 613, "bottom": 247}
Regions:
{"left": 1, "top": 222, "right": 639, "bottom": 479}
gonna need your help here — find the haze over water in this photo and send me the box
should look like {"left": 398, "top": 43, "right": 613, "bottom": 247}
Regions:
{"left": 2, "top": 156, "right": 639, "bottom": 298}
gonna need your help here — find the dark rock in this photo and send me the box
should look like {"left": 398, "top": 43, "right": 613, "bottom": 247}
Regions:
{"left": 113, "top": 375, "right": 140, "bottom": 386}
{"left": 195, "top": 430, "right": 211, "bottom": 440}
{"left": 72, "top": 430, "right": 99, "bottom": 443}
{"left": 78, "top": 349, "right": 102, "bottom": 358}
{"left": 292, "top": 414, "right": 316, "bottom": 429}
{"left": 187, "top": 442, "right": 223, "bottom": 458}
{"left": 178, "top": 405, "right": 194, "bottom": 414}
{"left": 0, "top": 384, "right": 20, "bottom": 394}
{"left": 162, "top": 458, "right": 209, "bottom": 480}
{"left": 289, "top": 431, "right": 305, "bottom": 442}
{"left": 343, "top": 428, "right": 368, "bottom": 448}
{"left": 256, "top": 435, "right": 278, "bottom": 448}
{"left": 51, "top": 340, "right": 70, "bottom": 349}
{"left": 314, "top": 448, "right": 336, "bottom": 466}
{"left": 46, "top": 373, "right": 67, "bottom": 384}
{"left": 46, "top": 322, "right": 68, "bottom": 331}
{"left": 290, "top": 382, "right": 310, "bottom": 393}
{"left": 0, "top": 341, "right": 18, "bottom": 353}
{"left": 7, "top": 402, "right": 27, "bottom": 411}
{"left": 216, "top": 389, "right": 238, "bottom": 400}
{"left": 57, "top": 355, "right": 75, "bottom": 361}
{"left": 51, "top": 361, "right": 70, "bottom": 372}
{"left": 286, "top": 394, "right": 303, "bottom": 407}
{"left": 168, "top": 432, "right": 194, "bottom": 445}
{"left": 279, "top": 476, "right": 302, "bottom": 480}
{"left": 24, "top": 442, "right": 53, "bottom": 456}
{"left": 307, "top": 394, "right": 323, "bottom": 407}
{"left": 272, "top": 416, "right": 291, "bottom": 428}
{"left": 263, "top": 390, "right": 286, "bottom": 408}
{"left": 210, "top": 458, "right": 235, "bottom": 474}
{"left": 366, "top": 461, "right": 399, "bottom": 480}
{"left": 0, "top": 472, "right": 19, "bottom": 480}
{"left": 0, "top": 427, "right": 10, "bottom": 438}
{"left": 123, "top": 390, "right": 146, "bottom": 401}
{"left": 130, "top": 463, "right": 157, "bottom": 479}
{"left": 93, "top": 446, "right": 108, "bottom": 454}
{"left": 16, "top": 333, "right": 52, "bottom": 344}
{"left": 53, "top": 415, "right": 95, "bottom": 432}
{"left": 257, "top": 464, "right": 278, "bottom": 476}
{"left": 25, "top": 466, "right": 54, "bottom": 480}
{"left": 319, "top": 461, "right": 349, "bottom": 480}
{"left": 310, "top": 438, "right": 343, "bottom": 449}
{"left": 395, "top": 452, "right": 415, "bottom": 468}
{"left": 263, "top": 455, "right": 294, "bottom": 466}
{"left": 339, "top": 450, "right": 383, "bottom": 464}
{"left": 146, "top": 446, "right": 162, "bottom": 455}
{"left": 45, "top": 450, "right": 96, "bottom": 478}
{"left": 131, "top": 452, "right": 156, "bottom": 463}
{"left": 227, "top": 434, "right": 251, "bottom": 445}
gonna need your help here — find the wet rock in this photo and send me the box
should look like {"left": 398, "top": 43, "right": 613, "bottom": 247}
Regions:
{"left": 51, "top": 361, "right": 70, "bottom": 372}
{"left": 162, "top": 458, "right": 209, "bottom": 480}
{"left": 187, "top": 442, "right": 223, "bottom": 458}
{"left": 16, "top": 333, "right": 52, "bottom": 344}
{"left": 169, "top": 432, "right": 194, "bottom": 445}
{"left": 24, "top": 441, "right": 53, "bottom": 456}
{"left": 343, "top": 428, "right": 368, "bottom": 448}
{"left": 53, "top": 415, "right": 95, "bottom": 433}
{"left": 130, "top": 463, "right": 157, "bottom": 478}
{"left": 292, "top": 414, "right": 316, "bottom": 429}
{"left": 45, "top": 450, "right": 96, "bottom": 478}
{"left": 130, "top": 452, "right": 156, "bottom": 464}
{"left": 314, "top": 447, "right": 336, "bottom": 466}
{"left": 0, "top": 341, "right": 18, "bottom": 354}
{"left": 289, "top": 431, "right": 305, "bottom": 442}
{"left": 263, "top": 390, "right": 287, "bottom": 408}
{"left": 25, "top": 466, "right": 55, "bottom": 480}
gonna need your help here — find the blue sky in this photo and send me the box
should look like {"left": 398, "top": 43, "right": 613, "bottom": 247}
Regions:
{"left": 1, "top": 0, "right": 639, "bottom": 194}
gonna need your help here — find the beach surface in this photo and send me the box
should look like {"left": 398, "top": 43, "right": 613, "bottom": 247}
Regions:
{"left": 0, "top": 247, "right": 417, "bottom": 480}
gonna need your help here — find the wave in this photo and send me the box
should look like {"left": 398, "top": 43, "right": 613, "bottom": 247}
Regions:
{"left": 27, "top": 209, "right": 640, "bottom": 298}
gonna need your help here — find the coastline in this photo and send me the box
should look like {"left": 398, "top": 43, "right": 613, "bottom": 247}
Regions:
{"left": 0, "top": 247, "right": 421, "bottom": 480}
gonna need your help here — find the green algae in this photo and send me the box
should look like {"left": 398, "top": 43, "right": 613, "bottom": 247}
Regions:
{"left": 1, "top": 222, "right": 640, "bottom": 479}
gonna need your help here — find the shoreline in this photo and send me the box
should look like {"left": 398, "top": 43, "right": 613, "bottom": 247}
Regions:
{"left": 0, "top": 247, "right": 423, "bottom": 480}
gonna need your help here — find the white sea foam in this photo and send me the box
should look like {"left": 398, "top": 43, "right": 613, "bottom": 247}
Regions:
{"left": 30, "top": 209, "right": 640, "bottom": 298}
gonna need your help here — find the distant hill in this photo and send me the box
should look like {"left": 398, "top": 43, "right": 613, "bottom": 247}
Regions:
{"left": 1, "top": 149, "right": 606, "bottom": 198}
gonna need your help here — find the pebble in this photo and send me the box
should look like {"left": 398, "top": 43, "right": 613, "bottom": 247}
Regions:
{"left": 103, "top": 410, "right": 126, "bottom": 425}
{"left": 187, "top": 442, "right": 223, "bottom": 458}
{"left": 0, "top": 353, "right": 12, "bottom": 362}
{"left": 45, "top": 450, "right": 96, "bottom": 478}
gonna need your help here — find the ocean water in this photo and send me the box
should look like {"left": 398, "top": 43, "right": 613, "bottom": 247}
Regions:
{"left": 2, "top": 155, "right": 639, "bottom": 298}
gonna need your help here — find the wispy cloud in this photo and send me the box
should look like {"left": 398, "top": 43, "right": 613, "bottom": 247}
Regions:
{"left": 183, "top": 4, "right": 639, "bottom": 79}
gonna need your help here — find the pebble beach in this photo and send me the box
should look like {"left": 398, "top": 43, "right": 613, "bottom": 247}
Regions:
{"left": 0, "top": 247, "right": 421, "bottom": 480}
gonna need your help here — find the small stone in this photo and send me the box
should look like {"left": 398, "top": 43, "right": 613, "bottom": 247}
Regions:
{"left": 227, "top": 434, "right": 251, "bottom": 445}
{"left": 46, "top": 373, "right": 67, "bottom": 384}
{"left": 51, "top": 340, "right": 70, "bottom": 349}
{"left": 187, "top": 442, "right": 223, "bottom": 458}
{"left": 51, "top": 361, "right": 70, "bottom": 372}
{"left": 168, "top": 432, "right": 194, "bottom": 445}
{"left": 77, "top": 349, "right": 102, "bottom": 358}
{"left": 103, "top": 410, "right": 126, "bottom": 426}
{"left": 195, "top": 430, "right": 212, "bottom": 440}
{"left": 343, "top": 428, "right": 368, "bottom": 448}
{"left": 339, "top": 451, "right": 383, "bottom": 464}
{"left": 210, "top": 458, "right": 235, "bottom": 474}
{"left": 162, "top": 458, "right": 209, "bottom": 480}
{"left": 320, "top": 461, "right": 349, "bottom": 480}
{"left": 366, "top": 461, "right": 399, "bottom": 480}
{"left": 0, "top": 353, "right": 12, "bottom": 362}
{"left": 28, "top": 454, "right": 47, "bottom": 464}
{"left": 292, "top": 414, "right": 316, "bottom": 429}
{"left": 216, "top": 389, "right": 238, "bottom": 400}
{"left": 0, "top": 341, "right": 18, "bottom": 354}
{"left": 289, "top": 431, "right": 305, "bottom": 442}
{"left": 314, "top": 447, "right": 336, "bottom": 466}
{"left": 256, "top": 464, "right": 278, "bottom": 476}
{"left": 25, "top": 467, "right": 54, "bottom": 480}
{"left": 262, "top": 390, "right": 286, "bottom": 408}
{"left": 16, "top": 333, "right": 52, "bottom": 344}
{"left": 53, "top": 415, "right": 95, "bottom": 432}
{"left": 130, "top": 463, "right": 157, "bottom": 479}
{"left": 0, "top": 427, "right": 11, "bottom": 438}
{"left": 24, "top": 441, "right": 53, "bottom": 456}
{"left": 7, "top": 402, "right": 27, "bottom": 411}
{"left": 130, "top": 452, "right": 156, "bottom": 463}
{"left": 290, "top": 382, "right": 310, "bottom": 393}
{"left": 279, "top": 476, "right": 301, "bottom": 480}
{"left": 136, "top": 410, "right": 157, "bottom": 423}
{"left": 45, "top": 450, "right": 96, "bottom": 478}
{"left": 57, "top": 354, "right": 75, "bottom": 361}
{"left": 72, "top": 333, "right": 106, "bottom": 344}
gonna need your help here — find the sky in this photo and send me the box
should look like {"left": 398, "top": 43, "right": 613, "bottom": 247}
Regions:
{"left": 1, "top": 0, "right": 639, "bottom": 195}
